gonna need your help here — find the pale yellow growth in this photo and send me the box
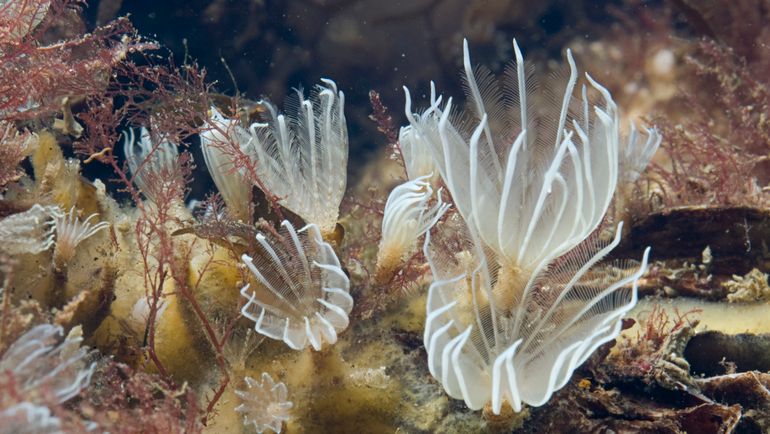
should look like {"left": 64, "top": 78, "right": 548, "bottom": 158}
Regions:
{"left": 91, "top": 205, "right": 208, "bottom": 383}
{"left": 4, "top": 134, "right": 113, "bottom": 307}
{"left": 93, "top": 265, "right": 206, "bottom": 382}
{"left": 201, "top": 386, "right": 243, "bottom": 434}
{"left": 31, "top": 131, "right": 81, "bottom": 210}
{"left": 621, "top": 297, "right": 770, "bottom": 339}
{"left": 30, "top": 131, "right": 61, "bottom": 182}
{"left": 207, "top": 322, "right": 409, "bottom": 433}
{"left": 380, "top": 292, "right": 427, "bottom": 333}
{"left": 151, "top": 292, "right": 206, "bottom": 379}
{"left": 188, "top": 244, "right": 243, "bottom": 319}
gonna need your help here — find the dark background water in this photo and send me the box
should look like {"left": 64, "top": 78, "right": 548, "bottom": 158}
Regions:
{"left": 83, "top": 0, "right": 629, "bottom": 164}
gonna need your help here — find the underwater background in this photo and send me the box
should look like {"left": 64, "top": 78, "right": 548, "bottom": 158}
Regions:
{"left": 1, "top": 0, "right": 770, "bottom": 433}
